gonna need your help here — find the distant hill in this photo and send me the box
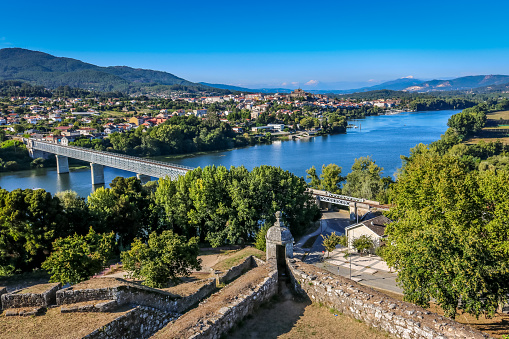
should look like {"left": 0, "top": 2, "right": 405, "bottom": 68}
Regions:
{"left": 403, "top": 75, "right": 509, "bottom": 92}
{"left": 200, "top": 83, "right": 295, "bottom": 94}
{"left": 0, "top": 48, "right": 231, "bottom": 94}
{"left": 359, "top": 77, "right": 425, "bottom": 92}
{"left": 199, "top": 82, "right": 256, "bottom": 92}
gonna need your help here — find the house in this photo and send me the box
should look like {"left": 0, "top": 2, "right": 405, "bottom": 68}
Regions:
{"left": 232, "top": 127, "right": 244, "bottom": 133}
{"left": 251, "top": 126, "right": 270, "bottom": 132}
{"left": 77, "top": 127, "right": 98, "bottom": 135}
{"left": 104, "top": 127, "right": 120, "bottom": 135}
{"left": 344, "top": 214, "right": 392, "bottom": 254}
{"left": 45, "top": 134, "right": 62, "bottom": 143}
{"left": 129, "top": 116, "right": 146, "bottom": 126}
{"left": 54, "top": 126, "right": 74, "bottom": 132}
{"left": 193, "top": 109, "right": 208, "bottom": 117}
{"left": 267, "top": 124, "right": 285, "bottom": 132}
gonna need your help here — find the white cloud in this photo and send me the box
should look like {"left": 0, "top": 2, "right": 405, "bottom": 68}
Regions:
{"left": 305, "top": 80, "right": 319, "bottom": 86}
{"left": 282, "top": 82, "right": 288, "bottom": 86}
{"left": 367, "top": 79, "right": 376, "bottom": 82}
{"left": 291, "top": 82, "right": 299, "bottom": 86}
{"left": 403, "top": 75, "right": 414, "bottom": 79}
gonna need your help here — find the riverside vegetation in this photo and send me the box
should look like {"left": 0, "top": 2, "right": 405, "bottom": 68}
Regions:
{"left": 0, "top": 166, "right": 320, "bottom": 288}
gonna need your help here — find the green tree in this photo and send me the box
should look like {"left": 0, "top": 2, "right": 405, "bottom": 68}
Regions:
{"left": 55, "top": 190, "right": 92, "bottom": 235}
{"left": 321, "top": 232, "right": 341, "bottom": 257}
{"left": 0, "top": 188, "right": 68, "bottom": 273}
{"left": 88, "top": 177, "right": 157, "bottom": 249}
{"left": 300, "top": 117, "right": 314, "bottom": 130}
{"left": 306, "top": 166, "right": 321, "bottom": 189}
{"left": 352, "top": 235, "right": 373, "bottom": 255}
{"left": 121, "top": 230, "right": 201, "bottom": 288}
{"left": 319, "top": 164, "right": 344, "bottom": 193}
{"left": 342, "top": 156, "right": 388, "bottom": 200}
{"left": 42, "top": 228, "right": 114, "bottom": 285}
{"left": 384, "top": 152, "right": 509, "bottom": 319}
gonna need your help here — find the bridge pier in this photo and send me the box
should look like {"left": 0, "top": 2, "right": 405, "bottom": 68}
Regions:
{"left": 90, "top": 163, "right": 105, "bottom": 185}
{"left": 136, "top": 174, "right": 151, "bottom": 184}
{"left": 349, "top": 202, "right": 370, "bottom": 222}
{"left": 56, "top": 155, "right": 69, "bottom": 174}
{"left": 29, "top": 148, "right": 51, "bottom": 160}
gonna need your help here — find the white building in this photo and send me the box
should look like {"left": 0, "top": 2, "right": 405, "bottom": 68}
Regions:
{"left": 344, "top": 215, "right": 391, "bottom": 254}
{"left": 267, "top": 124, "right": 285, "bottom": 132}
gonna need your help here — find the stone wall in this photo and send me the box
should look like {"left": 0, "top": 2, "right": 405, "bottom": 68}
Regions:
{"left": 57, "top": 286, "right": 116, "bottom": 305}
{"left": 171, "top": 279, "right": 216, "bottom": 314}
{"left": 193, "top": 268, "right": 278, "bottom": 338}
{"left": 286, "top": 258, "right": 488, "bottom": 339}
{"left": 252, "top": 256, "right": 266, "bottom": 267}
{"left": 216, "top": 256, "right": 253, "bottom": 284}
{"left": 1, "top": 283, "right": 61, "bottom": 309}
{"left": 83, "top": 306, "right": 176, "bottom": 339}
{"left": 57, "top": 278, "right": 216, "bottom": 314}
{"left": 0, "top": 287, "right": 6, "bottom": 309}
{"left": 156, "top": 265, "right": 278, "bottom": 338}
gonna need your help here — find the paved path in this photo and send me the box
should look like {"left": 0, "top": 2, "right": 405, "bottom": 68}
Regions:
{"left": 316, "top": 262, "right": 403, "bottom": 294}
{"left": 295, "top": 209, "right": 403, "bottom": 295}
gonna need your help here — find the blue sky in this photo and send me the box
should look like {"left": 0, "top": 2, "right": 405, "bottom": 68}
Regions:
{"left": 2, "top": 0, "right": 509, "bottom": 89}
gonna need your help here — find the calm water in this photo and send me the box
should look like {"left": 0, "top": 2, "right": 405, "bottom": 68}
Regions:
{"left": 0, "top": 110, "right": 457, "bottom": 197}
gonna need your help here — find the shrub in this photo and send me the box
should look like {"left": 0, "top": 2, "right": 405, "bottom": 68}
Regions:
{"left": 352, "top": 235, "right": 374, "bottom": 255}
{"left": 254, "top": 224, "right": 270, "bottom": 251}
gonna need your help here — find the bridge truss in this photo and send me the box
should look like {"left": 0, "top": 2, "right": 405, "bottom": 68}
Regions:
{"left": 28, "top": 140, "right": 192, "bottom": 180}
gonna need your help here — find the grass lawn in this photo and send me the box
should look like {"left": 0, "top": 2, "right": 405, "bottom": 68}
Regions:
{"left": 465, "top": 110, "right": 509, "bottom": 144}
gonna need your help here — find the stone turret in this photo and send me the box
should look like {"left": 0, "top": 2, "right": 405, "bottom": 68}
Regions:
{"left": 265, "top": 211, "right": 294, "bottom": 262}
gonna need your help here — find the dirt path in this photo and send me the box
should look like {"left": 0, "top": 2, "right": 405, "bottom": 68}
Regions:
{"left": 228, "top": 277, "right": 392, "bottom": 339}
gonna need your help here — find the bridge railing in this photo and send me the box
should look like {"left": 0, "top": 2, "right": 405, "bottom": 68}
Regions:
{"left": 28, "top": 139, "right": 194, "bottom": 178}
{"left": 324, "top": 192, "right": 364, "bottom": 203}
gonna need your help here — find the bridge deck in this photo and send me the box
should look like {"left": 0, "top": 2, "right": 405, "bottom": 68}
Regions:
{"left": 309, "top": 189, "right": 390, "bottom": 210}
{"left": 28, "top": 140, "right": 193, "bottom": 180}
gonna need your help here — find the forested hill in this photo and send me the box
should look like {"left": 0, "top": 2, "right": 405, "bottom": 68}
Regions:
{"left": 0, "top": 48, "right": 231, "bottom": 95}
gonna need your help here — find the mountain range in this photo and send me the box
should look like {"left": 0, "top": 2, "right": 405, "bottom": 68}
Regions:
{"left": 0, "top": 48, "right": 231, "bottom": 94}
{"left": 1, "top": 48, "right": 509, "bottom": 95}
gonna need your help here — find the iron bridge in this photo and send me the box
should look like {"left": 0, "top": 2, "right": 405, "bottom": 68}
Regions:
{"left": 27, "top": 140, "right": 193, "bottom": 180}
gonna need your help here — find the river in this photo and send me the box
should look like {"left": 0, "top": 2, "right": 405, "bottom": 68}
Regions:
{"left": 0, "top": 110, "right": 458, "bottom": 197}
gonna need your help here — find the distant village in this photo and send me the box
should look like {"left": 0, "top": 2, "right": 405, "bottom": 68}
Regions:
{"left": 0, "top": 89, "right": 401, "bottom": 143}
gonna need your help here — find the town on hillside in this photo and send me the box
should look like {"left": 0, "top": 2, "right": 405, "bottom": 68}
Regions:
{"left": 0, "top": 89, "right": 401, "bottom": 144}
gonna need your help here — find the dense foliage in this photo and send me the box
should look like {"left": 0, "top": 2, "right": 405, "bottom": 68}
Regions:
{"left": 0, "top": 139, "right": 50, "bottom": 172}
{"left": 0, "top": 164, "right": 320, "bottom": 278}
{"left": 42, "top": 228, "right": 115, "bottom": 285}
{"left": 408, "top": 98, "right": 477, "bottom": 111}
{"left": 74, "top": 115, "right": 254, "bottom": 157}
{"left": 383, "top": 101, "right": 509, "bottom": 318}
{"left": 0, "top": 188, "right": 69, "bottom": 274}
{"left": 155, "top": 165, "right": 321, "bottom": 246}
{"left": 121, "top": 230, "right": 201, "bottom": 288}
{"left": 385, "top": 150, "right": 509, "bottom": 319}
{"left": 88, "top": 177, "right": 159, "bottom": 249}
